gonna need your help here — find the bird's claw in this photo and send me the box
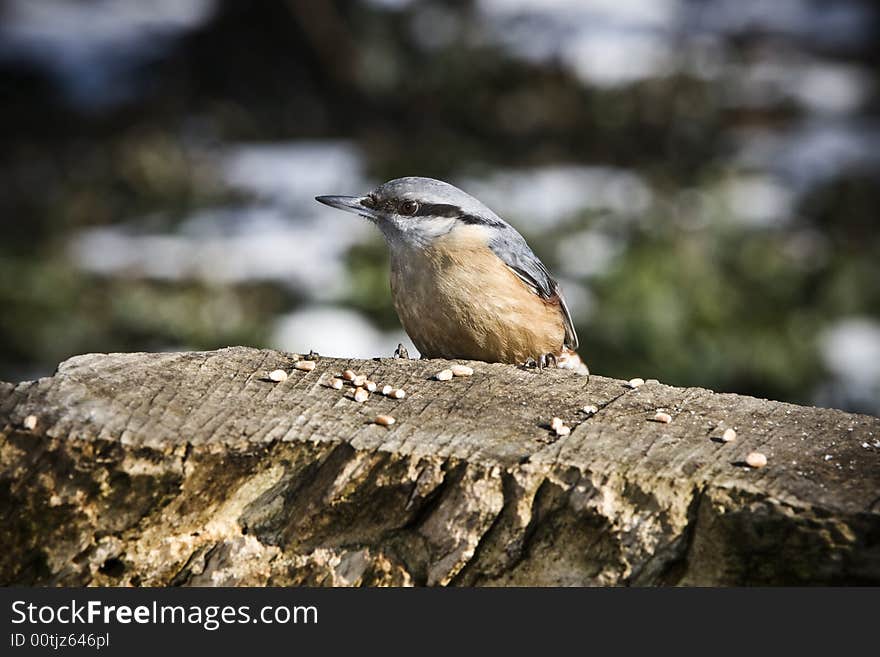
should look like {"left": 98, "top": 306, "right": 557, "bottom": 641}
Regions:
{"left": 522, "top": 353, "right": 558, "bottom": 370}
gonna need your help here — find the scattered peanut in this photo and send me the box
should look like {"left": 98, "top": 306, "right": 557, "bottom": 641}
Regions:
{"left": 329, "top": 378, "right": 344, "bottom": 390}
{"left": 381, "top": 384, "right": 394, "bottom": 396}
{"left": 627, "top": 378, "right": 645, "bottom": 388}
{"left": 550, "top": 417, "right": 565, "bottom": 431}
{"left": 268, "top": 369, "right": 288, "bottom": 382}
{"left": 354, "top": 387, "right": 369, "bottom": 403}
{"left": 652, "top": 411, "right": 673, "bottom": 424}
{"left": 390, "top": 388, "right": 406, "bottom": 399}
{"left": 342, "top": 369, "right": 357, "bottom": 381}
{"left": 365, "top": 380, "right": 378, "bottom": 392}
{"left": 351, "top": 374, "right": 366, "bottom": 387}
{"left": 555, "top": 425, "right": 571, "bottom": 437}
{"left": 295, "top": 360, "right": 316, "bottom": 371}
{"left": 721, "top": 428, "right": 737, "bottom": 443}
{"left": 374, "top": 415, "right": 396, "bottom": 427}
{"left": 435, "top": 369, "right": 454, "bottom": 381}
{"left": 22, "top": 415, "right": 37, "bottom": 430}
{"left": 745, "top": 452, "right": 767, "bottom": 468}
{"left": 582, "top": 405, "right": 598, "bottom": 415}
{"left": 451, "top": 364, "right": 474, "bottom": 377}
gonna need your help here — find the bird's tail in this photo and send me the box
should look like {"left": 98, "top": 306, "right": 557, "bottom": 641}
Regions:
{"left": 557, "top": 347, "right": 589, "bottom": 376}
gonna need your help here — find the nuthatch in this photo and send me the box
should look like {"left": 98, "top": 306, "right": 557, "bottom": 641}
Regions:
{"left": 316, "top": 177, "right": 588, "bottom": 374}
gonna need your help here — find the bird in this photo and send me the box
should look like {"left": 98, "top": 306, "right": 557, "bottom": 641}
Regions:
{"left": 316, "top": 177, "right": 588, "bottom": 374}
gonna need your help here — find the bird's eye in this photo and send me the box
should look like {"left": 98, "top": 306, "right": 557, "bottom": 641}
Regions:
{"left": 400, "top": 200, "right": 419, "bottom": 216}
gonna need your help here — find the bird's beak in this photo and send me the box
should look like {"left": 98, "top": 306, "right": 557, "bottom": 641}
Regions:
{"left": 315, "top": 195, "right": 378, "bottom": 219}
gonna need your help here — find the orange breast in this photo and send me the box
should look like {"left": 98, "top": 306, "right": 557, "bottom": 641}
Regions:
{"left": 389, "top": 225, "right": 565, "bottom": 363}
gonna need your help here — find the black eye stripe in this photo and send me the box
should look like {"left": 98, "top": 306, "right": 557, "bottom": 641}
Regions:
{"left": 370, "top": 199, "right": 504, "bottom": 227}
{"left": 458, "top": 213, "right": 504, "bottom": 227}
{"left": 416, "top": 203, "right": 505, "bottom": 227}
{"left": 413, "top": 203, "right": 463, "bottom": 218}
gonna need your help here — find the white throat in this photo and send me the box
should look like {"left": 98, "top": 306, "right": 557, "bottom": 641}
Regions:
{"left": 379, "top": 215, "right": 457, "bottom": 250}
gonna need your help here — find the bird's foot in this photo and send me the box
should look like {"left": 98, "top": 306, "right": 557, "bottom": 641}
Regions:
{"left": 524, "top": 350, "right": 589, "bottom": 377}
{"left": 393, "top": 343, "right": 410, "bottom": 359}
{"left": 521, "top": 354, "right": 558, "bottom": 370}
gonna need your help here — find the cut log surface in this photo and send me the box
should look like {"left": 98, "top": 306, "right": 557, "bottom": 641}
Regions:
{"left": 1, "top": 347, "right": 878, "bottom": 586}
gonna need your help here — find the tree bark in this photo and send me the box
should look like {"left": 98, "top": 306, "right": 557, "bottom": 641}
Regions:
{"left": 1, "top": 347, "right": 878, "bottom": 585}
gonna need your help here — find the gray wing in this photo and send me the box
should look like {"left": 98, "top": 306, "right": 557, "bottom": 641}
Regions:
{"left": 488, "top": 227, "right": 579, "bottom": 350}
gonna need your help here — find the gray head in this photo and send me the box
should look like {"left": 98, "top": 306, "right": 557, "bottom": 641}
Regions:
{"left": 316, "top": 177, "right": 508, "bottom": 247}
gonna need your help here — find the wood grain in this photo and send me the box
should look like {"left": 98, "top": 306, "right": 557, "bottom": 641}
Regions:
{"left": 1, "top": 347, "right": 878, "bottom": 585}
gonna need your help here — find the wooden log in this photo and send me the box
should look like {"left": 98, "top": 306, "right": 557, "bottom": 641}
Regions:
{"left": 1, "top": 347, "right": 878, "bottom": 585}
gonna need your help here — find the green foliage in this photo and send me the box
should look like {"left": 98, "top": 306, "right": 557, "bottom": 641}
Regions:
{"left": 0, "top": 256, "right": 278, "bottom": 373}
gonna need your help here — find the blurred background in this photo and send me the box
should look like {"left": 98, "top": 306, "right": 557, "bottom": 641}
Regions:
{"left": 1, "top": 0, "right": 878, "bottom": 415}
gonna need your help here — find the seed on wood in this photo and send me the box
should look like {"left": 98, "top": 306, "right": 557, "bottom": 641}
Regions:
{"left": 268, "top": 369, "right": 288, "bottom": 382}
{"left": 353, "top": 374, "right": 367, "bottom": 387}
{"left": 342, "top": 369, "right": 357, "bottom": 381}
{"left": 745, "top": 452, "right": 767, "bottom": 468}
{"left": 391, "top": 388, "right": 406, "bottom": 399}
{"left": 627, "top": 378, "right": 645, "bottom": 388}
{"left": 23, "top": 415, "right": 38, "bottom": 430}
{"left": 550, "top": 417, "right": 565, "bottom": 431}
{"left": 435, "top": 369, "right": 454, "bottom": 381}
{"left": 451, "top": 365, "right": 474, "bottom": 377}
{"left": 329, "top": 378, "right": 344, "bottom": 390}
{"left": 381, "top": 384, "right": 394, "bottom": 396}
{"left": 374, "top": 415, "right": 396, "bottom": 427}
{"left": 555, "top": 425, "right": 571, "bottom": 437}
{"left": 721, "top": 428, "right": 737, "bottom": 443}
{"left": 354, "top": 387, "right": 369, "bottom": 403}
{"left": 365, "top": 380, "right": 377, "bottom": 392}
{"left": 652, "top": 411, "right": 673, "bottom": 424}
{"left": 295, "top": 360, "right": 316, "bottom": 371}
{"left": 582, "top": 405, "right": 598, "bottom": 415}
